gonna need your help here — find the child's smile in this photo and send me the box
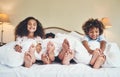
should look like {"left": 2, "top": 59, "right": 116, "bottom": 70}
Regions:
{"left": 88, "top": 27, "right": 99, "bottom": 40}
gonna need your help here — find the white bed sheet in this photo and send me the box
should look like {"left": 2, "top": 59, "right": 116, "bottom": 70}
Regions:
{"left": 1, "top": 31, "right": 120, "bottom": 77}
{"left": 0, "top": 63, "right": 120, "bottom": 77}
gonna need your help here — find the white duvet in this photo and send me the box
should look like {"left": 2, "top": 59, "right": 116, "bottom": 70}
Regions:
{"left": 0, "top": 42, "right": 24, "bottom": 67}
{"left": 0, "top": 32, "right": 120, "bottom": 68}
{"left": 74, "top": 41, "right": 120, "bottom": 67}
{"left": 55, "top": 33, "right": 120, "bottom": 67}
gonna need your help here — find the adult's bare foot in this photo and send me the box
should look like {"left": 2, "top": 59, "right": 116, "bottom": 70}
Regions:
{"left": 62, "top": 39, "right": 70, "bottom": 51}
{"left": 62, "top": 49, "right": 75, "bottom": 65}
{"left": 29, "top": 44, "right": 35, "bottom": 54}
{"left": 47, "top": 41, "right": 55, "bottom": 61}
{"left": 24, "top": 52, "right": 33, "bottom": 68}
{"left": 29, "top": 45, "right": 36, "bottom": 63}
{"left": 41, "top": 54, "right": 51, "bottom": 64}
{"left": 58, "top": 39, "right": 70, "bottom": 60}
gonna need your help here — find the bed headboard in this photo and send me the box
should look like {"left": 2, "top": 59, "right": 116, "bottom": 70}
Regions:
{"left": 44, "top": 27, "right": 84, "bottom": 35}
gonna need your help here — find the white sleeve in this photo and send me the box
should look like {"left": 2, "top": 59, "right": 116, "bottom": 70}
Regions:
{"left": 36, "top": 36, "right": 42, "bottom": 43}
{"left": 16, "top": 37, "right": 23, "bottom": 46}
{"left": 99, "top": 34, "right": 106, "bottom": 41}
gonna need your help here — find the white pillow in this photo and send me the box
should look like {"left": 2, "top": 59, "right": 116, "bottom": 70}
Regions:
{"left": 68, "top": 31, "right": 84, "bottom": 41}
{"left": 103, "top": 42, "right": 120, "bottom": 67}
{"left": 55, "top": 33, "right": 78, "bottom": 50}
{"left": 56, "top": 32, "right": 83, "bottom": 41}
{"left": 0, "top": 42, "right": 24, "bottom": 67}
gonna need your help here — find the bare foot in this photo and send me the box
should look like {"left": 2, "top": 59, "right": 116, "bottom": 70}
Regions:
{"left": 62, "top": 49, "right": 75, "bottom": 65}
{"left": 58, "top": 39, "right": 70, "bottom": 60}
{"left": 41, "top": 54, "right": 51, "bottom": 64}
{"left": 93, "top": 55, "right": 106, "bottom": 69}
{"left": 29, "top": 44, "right": 35, "bottom": 53}
{"left": 47, "top": 41, "right": 55, "bottom": 61}
{"left": 62, "top": 39, "right": 70, "bottom": 51}
{"left": 90, "top": 50, "right": 100, "bottom": 65}
{"left": 29, "top": 45, "right": 36, "bottom": 63}
{"left": 24, "top": 52, "right": 33, "bottom": 68}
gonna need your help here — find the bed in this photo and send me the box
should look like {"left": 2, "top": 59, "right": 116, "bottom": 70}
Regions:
{"left": 0, "top": 26, "right": 120, "bottom": 77}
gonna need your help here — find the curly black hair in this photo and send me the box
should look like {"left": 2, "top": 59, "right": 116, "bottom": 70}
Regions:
{"left": 82, "top": 18, "right": 105, "bottom": 35}
{"left": 15, "top": 17, "right": 45, "bottom": 38}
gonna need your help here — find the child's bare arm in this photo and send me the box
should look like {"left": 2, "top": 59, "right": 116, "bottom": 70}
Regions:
{"left": 82, "top": 40, "right": 93, "bottom": 54}
{"left": 100, "top": 41, "right": 106, "bottom": 53}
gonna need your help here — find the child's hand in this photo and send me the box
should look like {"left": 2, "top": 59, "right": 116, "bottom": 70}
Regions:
{"left": 91, "top": 49, "right": 100, "bottom": 55}
{"left": 88, "top": 49, "right": 94, "bottom": 54}
{"left": 36, "top": 43, "right": 42, "bottom": 53}
{"left": 96, "top": 48, "right": 103, "bottom": 55}
{"left": 14, "top": 45, "right": 22, "bottom": 53}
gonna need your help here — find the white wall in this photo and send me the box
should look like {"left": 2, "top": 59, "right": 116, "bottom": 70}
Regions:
{"left": 0, "top": 0, "right": 120, "bottom": 47}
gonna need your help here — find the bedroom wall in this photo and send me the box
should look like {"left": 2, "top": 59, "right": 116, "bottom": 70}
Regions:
{"left": 0, "top": 0, "right": 120, "bottom": 47}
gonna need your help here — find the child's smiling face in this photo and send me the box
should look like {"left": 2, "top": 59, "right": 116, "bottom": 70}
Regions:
{"left": 27, "top": 19, "right": 37, "bottom": 33}
{"left": 88, "top": 27, "right": 100, "bottom": 40}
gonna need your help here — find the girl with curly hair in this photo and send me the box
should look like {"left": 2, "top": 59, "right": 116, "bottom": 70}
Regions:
{"left": 82, "top": 18, "right": 106, "bottom": 69}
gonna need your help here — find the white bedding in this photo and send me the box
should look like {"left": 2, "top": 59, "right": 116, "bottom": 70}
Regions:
{"left": 56, "top": 32, "right": 120, "bottom": 67}
{"left": 74, "top": 41, "right": 120, "bottom": 67}
{"left": 0, "top": 63, "right": 120, "bottom": 77}
{"left": 0, "top": 31, "right": 120, "bottom": 77}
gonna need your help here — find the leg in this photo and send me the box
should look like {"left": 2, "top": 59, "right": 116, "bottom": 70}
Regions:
{"left": 47, "top": 41, "right": 55, "bottom": 61}
{"left": 58, "top": 39, "right": 70, "bottom": 60}
{"left": 89, "top": 50, "right": 99, "bottom": 66}
{"left": 93, "top": 55, "right": 106, "bottom": 69}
